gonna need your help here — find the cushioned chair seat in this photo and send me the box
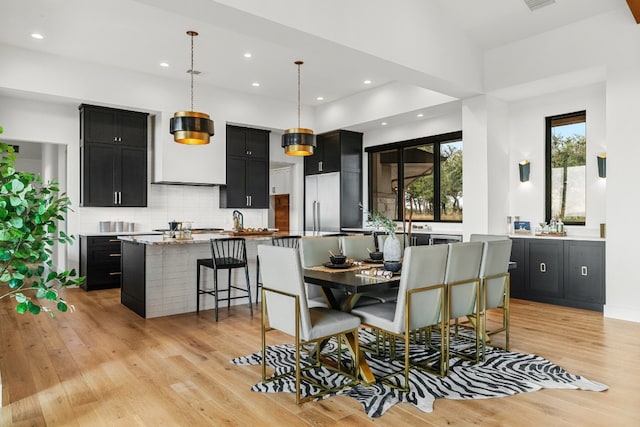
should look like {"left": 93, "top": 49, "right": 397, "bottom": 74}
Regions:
{"left": 351, "top": 302, "right": 396, "bottom": 331}
{"left": 308, "top": 307, "right": 362, "bottom": 341}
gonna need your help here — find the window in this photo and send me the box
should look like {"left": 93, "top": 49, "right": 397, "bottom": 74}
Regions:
{"left": 367, "top": 131, "right": 463, "bottom": 222}
{"left": 545, "top": 111, "right": 586, "bottom": 225}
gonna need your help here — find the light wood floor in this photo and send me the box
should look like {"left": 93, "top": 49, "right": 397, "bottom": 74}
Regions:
{"left": 1, "top": 287, "right": 639, "bottom": 426}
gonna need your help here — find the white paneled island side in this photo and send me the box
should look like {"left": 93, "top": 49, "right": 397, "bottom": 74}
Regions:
{"left": 118, "top": 233, "right": 272, "bottom": 318}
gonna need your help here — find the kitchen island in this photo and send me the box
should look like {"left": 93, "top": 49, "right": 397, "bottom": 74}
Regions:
{"left": 118, "top": 233, "right": 276, "bottom": 318}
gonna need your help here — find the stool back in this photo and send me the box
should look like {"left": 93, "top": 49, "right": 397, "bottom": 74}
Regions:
{"left": 272, "top": 235, "right": 301, "bottom": 248}
{"left": 210, "top": 237, "right": 247, "bottom": 269}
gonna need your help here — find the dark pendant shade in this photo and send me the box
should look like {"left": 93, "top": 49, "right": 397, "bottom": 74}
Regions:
{"left": 170, "top": 111, "right": 215, "bottom": 145}
{"left": 282, "top": 128, "right": 315, "bottom": 156}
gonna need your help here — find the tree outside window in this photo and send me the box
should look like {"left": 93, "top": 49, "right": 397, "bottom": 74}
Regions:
{"left": 546, "top": 111, "right": 586, "bottom": 225}
{"left": 368, "top": 132, "right": 462, "bottom": 223}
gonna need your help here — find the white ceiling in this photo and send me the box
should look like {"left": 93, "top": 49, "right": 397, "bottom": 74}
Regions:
{"left": 0, "top": 0, "right": 627, "bottom": 108}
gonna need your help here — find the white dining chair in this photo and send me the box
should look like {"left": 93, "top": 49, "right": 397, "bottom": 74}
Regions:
{"left": 339, "top": 234, "right": 376, "bottom": 261}
{"left": 444, "top": 241, "right": 483, "bottom": 372}
{"left": 258, "top": 245, "right": 361, "bottom": 404}
{"left": 299, "top": 236, "right": 341, "bottom": 308}
{"left": 479, "top": 239, "right": 513, "bottom": 355}
{"left": 299, "top": 236, "right": 379, "bottom": 308}
{"left": 351, "top": 244, "right": 449, "bottom": 389}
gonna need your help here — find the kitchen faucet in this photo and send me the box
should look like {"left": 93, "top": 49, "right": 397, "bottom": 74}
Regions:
{"left": 232, "top": 210, "right": 244, "bottom": 230}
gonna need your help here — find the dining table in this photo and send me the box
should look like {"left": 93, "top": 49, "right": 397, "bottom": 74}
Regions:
{"left": 304, "top": 264, "right": 401, "bottom": 384}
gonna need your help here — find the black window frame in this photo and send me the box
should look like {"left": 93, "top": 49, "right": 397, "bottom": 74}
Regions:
{"left": 545, "top": 110, "right": 587, "bottom": 226}
{"left": 365, "top": 130, "right": 463, "bottom": 223}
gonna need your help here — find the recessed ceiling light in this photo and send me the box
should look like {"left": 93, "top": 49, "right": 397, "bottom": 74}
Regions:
{"left": 316, "top": 96, "right": 324, "bottom": 101}
{"left": 244, "top": 52, "right": 252, "bottom": 58}
{"left": 31, "top": 33, "right": 44, "bottom": 40}
{"left": 363, "top": 80, "right": 372, "bottom": 85}
{"left": 417, "top": 113, "right": 424, "bottom": 118}
{"left": 160, "top": 62, "right": 169, "bottom": 68}
{"left": 381, "top": 122, "right": 388, "bottom": 126}
{"left": 252, "top": 82, "right": 260, "bottom": 87}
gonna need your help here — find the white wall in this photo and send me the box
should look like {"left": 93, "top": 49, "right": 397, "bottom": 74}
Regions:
{"left": 507, "top": 83, "right": 606, "bottom": 234}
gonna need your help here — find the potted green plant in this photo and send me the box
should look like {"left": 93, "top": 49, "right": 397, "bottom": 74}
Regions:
{"left": 0, "top": 125, "right": 84, "bottom": 316}
{"left": 370, "top": 212, "right": 401, "bottom": 262}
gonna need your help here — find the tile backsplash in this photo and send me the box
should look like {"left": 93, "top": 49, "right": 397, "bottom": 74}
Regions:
{"left": 74, "top": 185, "right": 268, "bottom": 233}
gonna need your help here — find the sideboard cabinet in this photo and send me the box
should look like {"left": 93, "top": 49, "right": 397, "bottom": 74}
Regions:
{"left": 510, "top": 237, "right": 605, "bottom": 311}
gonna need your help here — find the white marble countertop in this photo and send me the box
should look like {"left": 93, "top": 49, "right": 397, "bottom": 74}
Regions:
{"left": 79, "top": 231, "right": 162, "bottom": 237}
{"left": 509, "top": 233, "right": 605, "bottom": 242}
{"left": 118, "top": 232, "right": 280, "bottom": 245}
{"left": 342, "top": 227, "right": 463, "bottom": 235}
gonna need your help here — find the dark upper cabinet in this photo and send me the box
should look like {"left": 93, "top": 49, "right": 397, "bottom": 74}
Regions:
{"left": 219, "top": 125, "right": 270, "bottom": 209}
{"left": 80, "top": 104, "right": 148, "bottom": 207}
{"left": 305, "top": 130, "right": 361, "bottom": 175}
{"left": 227, "top": 126, "right": 269, "bottom": 160}
{"left": 81, "top": 104, "right": 148, "bottom": 147}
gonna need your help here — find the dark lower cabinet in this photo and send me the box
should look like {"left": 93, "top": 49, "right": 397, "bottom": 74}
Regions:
{"left": 527, "top": 239, "right": 563, "bottom": 299}
{"left": 564, "top": 240, "right": 606, "bottom": 310}
{"left": 121, "top": 240, "right": 146, "bottom": 317}
{"left": 510, "top": 237, "right": 605, "bottom": 311}
{"left": 509, "top": 238, "right": 526, "bottom": 298}
{"left": 80, "top": 236, "right": 122, "bottom": 291}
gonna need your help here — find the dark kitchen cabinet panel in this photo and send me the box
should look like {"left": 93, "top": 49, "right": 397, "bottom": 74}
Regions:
{"left": 509, "top": 237, "right": 605, "bottom": 312}
{"left": 219, "top": 125, "right": 270, "bottom": 209}
{"left": 305, "top": 130, "right": 361, "bottom": 175}
{"left": 564, "top": 240, "right": 605, "bottom": 309}
{"left": 509, "top": 238, "right": 526, "bottom": 298}
{"left": 80, "top": 104, "right": 148, "bottom": 207}
{"left": 80, "top": 236, "right": 122, "bottom": 291}
{"left": 121, "top": 240, "right": 146, "bottom": 318}
{"left": 226, "top": 125, "right": 269, "bottom": 160}
{"left": 81, "top": 143, "right": 147, "bottom": 207}
{"left": 81, "top": 104, "right": 148, "bottom": 147}
{"left": 527, "top": 239, "right": 563, "bottom": 298}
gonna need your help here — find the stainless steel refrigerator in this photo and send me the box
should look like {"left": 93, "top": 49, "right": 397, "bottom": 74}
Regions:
{"left": 305, "top": 172, "right": 341, "bottom": 234}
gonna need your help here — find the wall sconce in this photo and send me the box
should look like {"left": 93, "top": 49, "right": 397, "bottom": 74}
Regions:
{"left": 597, "top": 153, "right": 606, "bottom": 178}
{"left": 519, "top": 160, "right": 530, "bottom": 182}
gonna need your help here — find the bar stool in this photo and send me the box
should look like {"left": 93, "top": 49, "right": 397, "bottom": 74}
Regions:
{"left": 197, "top": 237, "right": 253, "bottom": 322}
{"left": 256, "top": 235, "right": 301, "bottom": 304}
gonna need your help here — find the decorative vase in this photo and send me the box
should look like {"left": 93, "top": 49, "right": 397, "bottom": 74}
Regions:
{"left": 383, "top": 232, "right": 402, "bottom": 262}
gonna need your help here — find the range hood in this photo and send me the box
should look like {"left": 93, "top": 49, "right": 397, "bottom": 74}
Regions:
{"left": 151, "top": 113, "right": 225, "bottom": 186}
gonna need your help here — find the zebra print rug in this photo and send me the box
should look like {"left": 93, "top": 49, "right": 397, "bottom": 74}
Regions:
{"left": 231, "top": 330, "right": 607, "bottom": 418}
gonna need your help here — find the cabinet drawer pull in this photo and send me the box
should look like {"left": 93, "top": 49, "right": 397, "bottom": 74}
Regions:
{"left": 539, "top": 262, "right": 546, "bottom": 273}
{"left": 109, "top": 239, "right": 120, "bottom": 242}
{"left": 109, "top": 253, "right": 121, "bottom": 257}
{"left": 581, "top": 266, "right": 588, "bottom": 276}
{"left": 108, "top": 272, "right": 122, "bottom": 276}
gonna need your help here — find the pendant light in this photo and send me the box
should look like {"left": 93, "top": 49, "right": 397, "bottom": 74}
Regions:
{"left": 170, "top": 30, "right": 214, "bottom": 145}
{"left": 282, "top": 60, "right": 315, "bottom": 156}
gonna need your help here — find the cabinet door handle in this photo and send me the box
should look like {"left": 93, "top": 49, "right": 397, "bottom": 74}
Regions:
{"left": 109, "top": 272, "right": 122, "bottom": 276}
{"left": 109, "top": 253, "right": 121, "bottom": 257}
{"left": 581, "top": 266, "right": 588, "bottom": 276}
{"left": 114, "top": 192, "right": 118, "bottom": 204}
{"left": 119, "top": 191, "right": 122, "bottom": 205}
{"left": 540, "top": 262, "right": 546, "bottom": 273}
{"left": 249, "top": 195, "right": 252, "bottom": 206}
{"left": 319, "top": 161, "right": 323, "bottom": 172}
